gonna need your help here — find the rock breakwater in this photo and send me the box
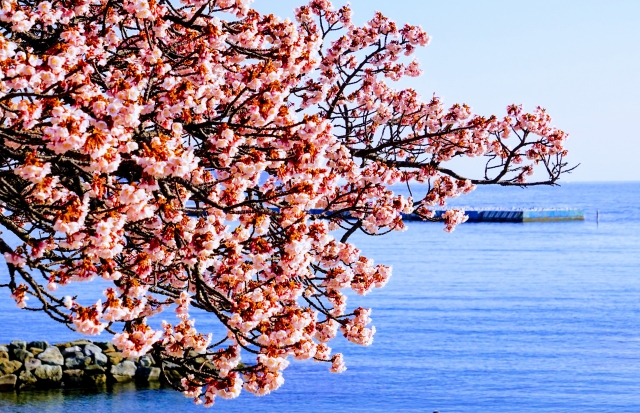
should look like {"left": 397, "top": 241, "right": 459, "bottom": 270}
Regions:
{"left": 0, "top": 339, "right": 164, "bottom": 392}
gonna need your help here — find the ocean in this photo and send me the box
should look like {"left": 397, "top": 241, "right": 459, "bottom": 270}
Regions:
{"left": 1, "top": 182, "right": 640, "bottom": 413}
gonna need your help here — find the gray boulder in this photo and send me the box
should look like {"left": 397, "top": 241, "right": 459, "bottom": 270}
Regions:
{"left": 9, "top": 340, "right": 26, "bottom": 351}
{"left": 110, "top": 360, "right": 137, "bottom": 382}
{"left": 93, "top": 352, "right": 108, "bottom": 367}
{"left": 0, "top": 360, "right": 22, "bottom": 375}
{"left": 63, "top": 346, "right": 82, "bottom": 356}
{"left": 37, "top": 347, "right": 64, "bottom": 366}
{"left": 138, "top": 354, "right": 155, "bottom": 367}
{"left": 12, "top": 349, "right": 33, "bottom": 362}
{"left": 0, "top": 345, "right": 8, "bottom": 353}
{"left": 0, "top": 374, "right": 17, "bottom": 391}
{"left": 163, "top": 361, "right": 180, "bottom": 369}
{"left": 34, "top": 365, "right": 63, "bottom": 384}
{"left": 24, "top": 357, "right": 41, "bottom": 371}
{"left": 18, "top": 370, "right": 38, "bottom": 390}
{"left": 64, "top": 354, "right": 90, "bottom": 370}
{"left": 83, "top": 344, "right": 102, "bottom": 357}
{"left": 136, "top": 366, "right": 161, "bottom": 382}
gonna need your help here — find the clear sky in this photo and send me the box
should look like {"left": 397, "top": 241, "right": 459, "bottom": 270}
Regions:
{"left": 252, "top": 0, "right": 640, "bottom": 182}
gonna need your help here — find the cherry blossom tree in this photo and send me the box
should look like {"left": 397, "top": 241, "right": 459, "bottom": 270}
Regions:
{"left": 0, "top": 0, "right": 572, "bottom": 406}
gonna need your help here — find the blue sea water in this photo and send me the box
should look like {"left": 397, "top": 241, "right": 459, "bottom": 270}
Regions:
{"left": 1, "top": 182, "right": 640, "bottom": 413}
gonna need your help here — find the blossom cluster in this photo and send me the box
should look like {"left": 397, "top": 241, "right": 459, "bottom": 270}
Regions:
{"left": 0, "top": 0, "right": 570, "bottom": 406}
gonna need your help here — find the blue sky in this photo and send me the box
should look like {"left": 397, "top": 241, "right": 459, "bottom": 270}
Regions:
{"left": 252, "top": 0, "right": 640, "bottom": 182}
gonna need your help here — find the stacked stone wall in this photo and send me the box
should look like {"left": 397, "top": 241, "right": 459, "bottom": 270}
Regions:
{"left": 0, "top": 339, "right": 163, "bottom": 392}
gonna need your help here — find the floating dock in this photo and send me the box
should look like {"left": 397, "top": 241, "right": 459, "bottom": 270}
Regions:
{"left": 402, "top": 209, "right": 585, "bottom": 223}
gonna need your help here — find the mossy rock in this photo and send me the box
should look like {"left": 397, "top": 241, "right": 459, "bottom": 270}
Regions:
{"left": 95, "top": 342, "right": 116, "bottom": 353}
{"left": 18, "top": 370, "right": 38, "bottom": 390}
{"left": 58, "top": 340, "right": 93, "bottom": 349}
{"left": 107, "top": 352, "right": 123, "bottom": 366}
{"left": 12, "top": 349, "right": 33, "bottom": 363}
{"left": 0, "top": 374, "right": 17, "bottom": 392}
{"left": 84, "top": 364, "right": 106, "bottom": 376}
{"left": 164, "top": 369, "right": 183, "bottom": 382}
{"left": 29, "top": 347, "right": 44, "bottom": 356}
{"left": 62, "top": 369, "right": 85, "bottom": 388}
{"left": 0, "top": 360, "right": 22, "bottom": 375}
{"left": 84, "top": 373, "right": 107, "bottom": 387}
{"left": 27, "top": 341, "right": 49, "bottom": 351}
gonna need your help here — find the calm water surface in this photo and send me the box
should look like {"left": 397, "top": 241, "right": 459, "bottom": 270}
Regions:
{"left": 1, "top": 182, "right": 640, "bottom": 412}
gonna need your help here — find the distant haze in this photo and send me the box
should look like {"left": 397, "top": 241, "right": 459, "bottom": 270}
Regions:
{"left": 253, "top": 0, "right": 640, "bottom": 182}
